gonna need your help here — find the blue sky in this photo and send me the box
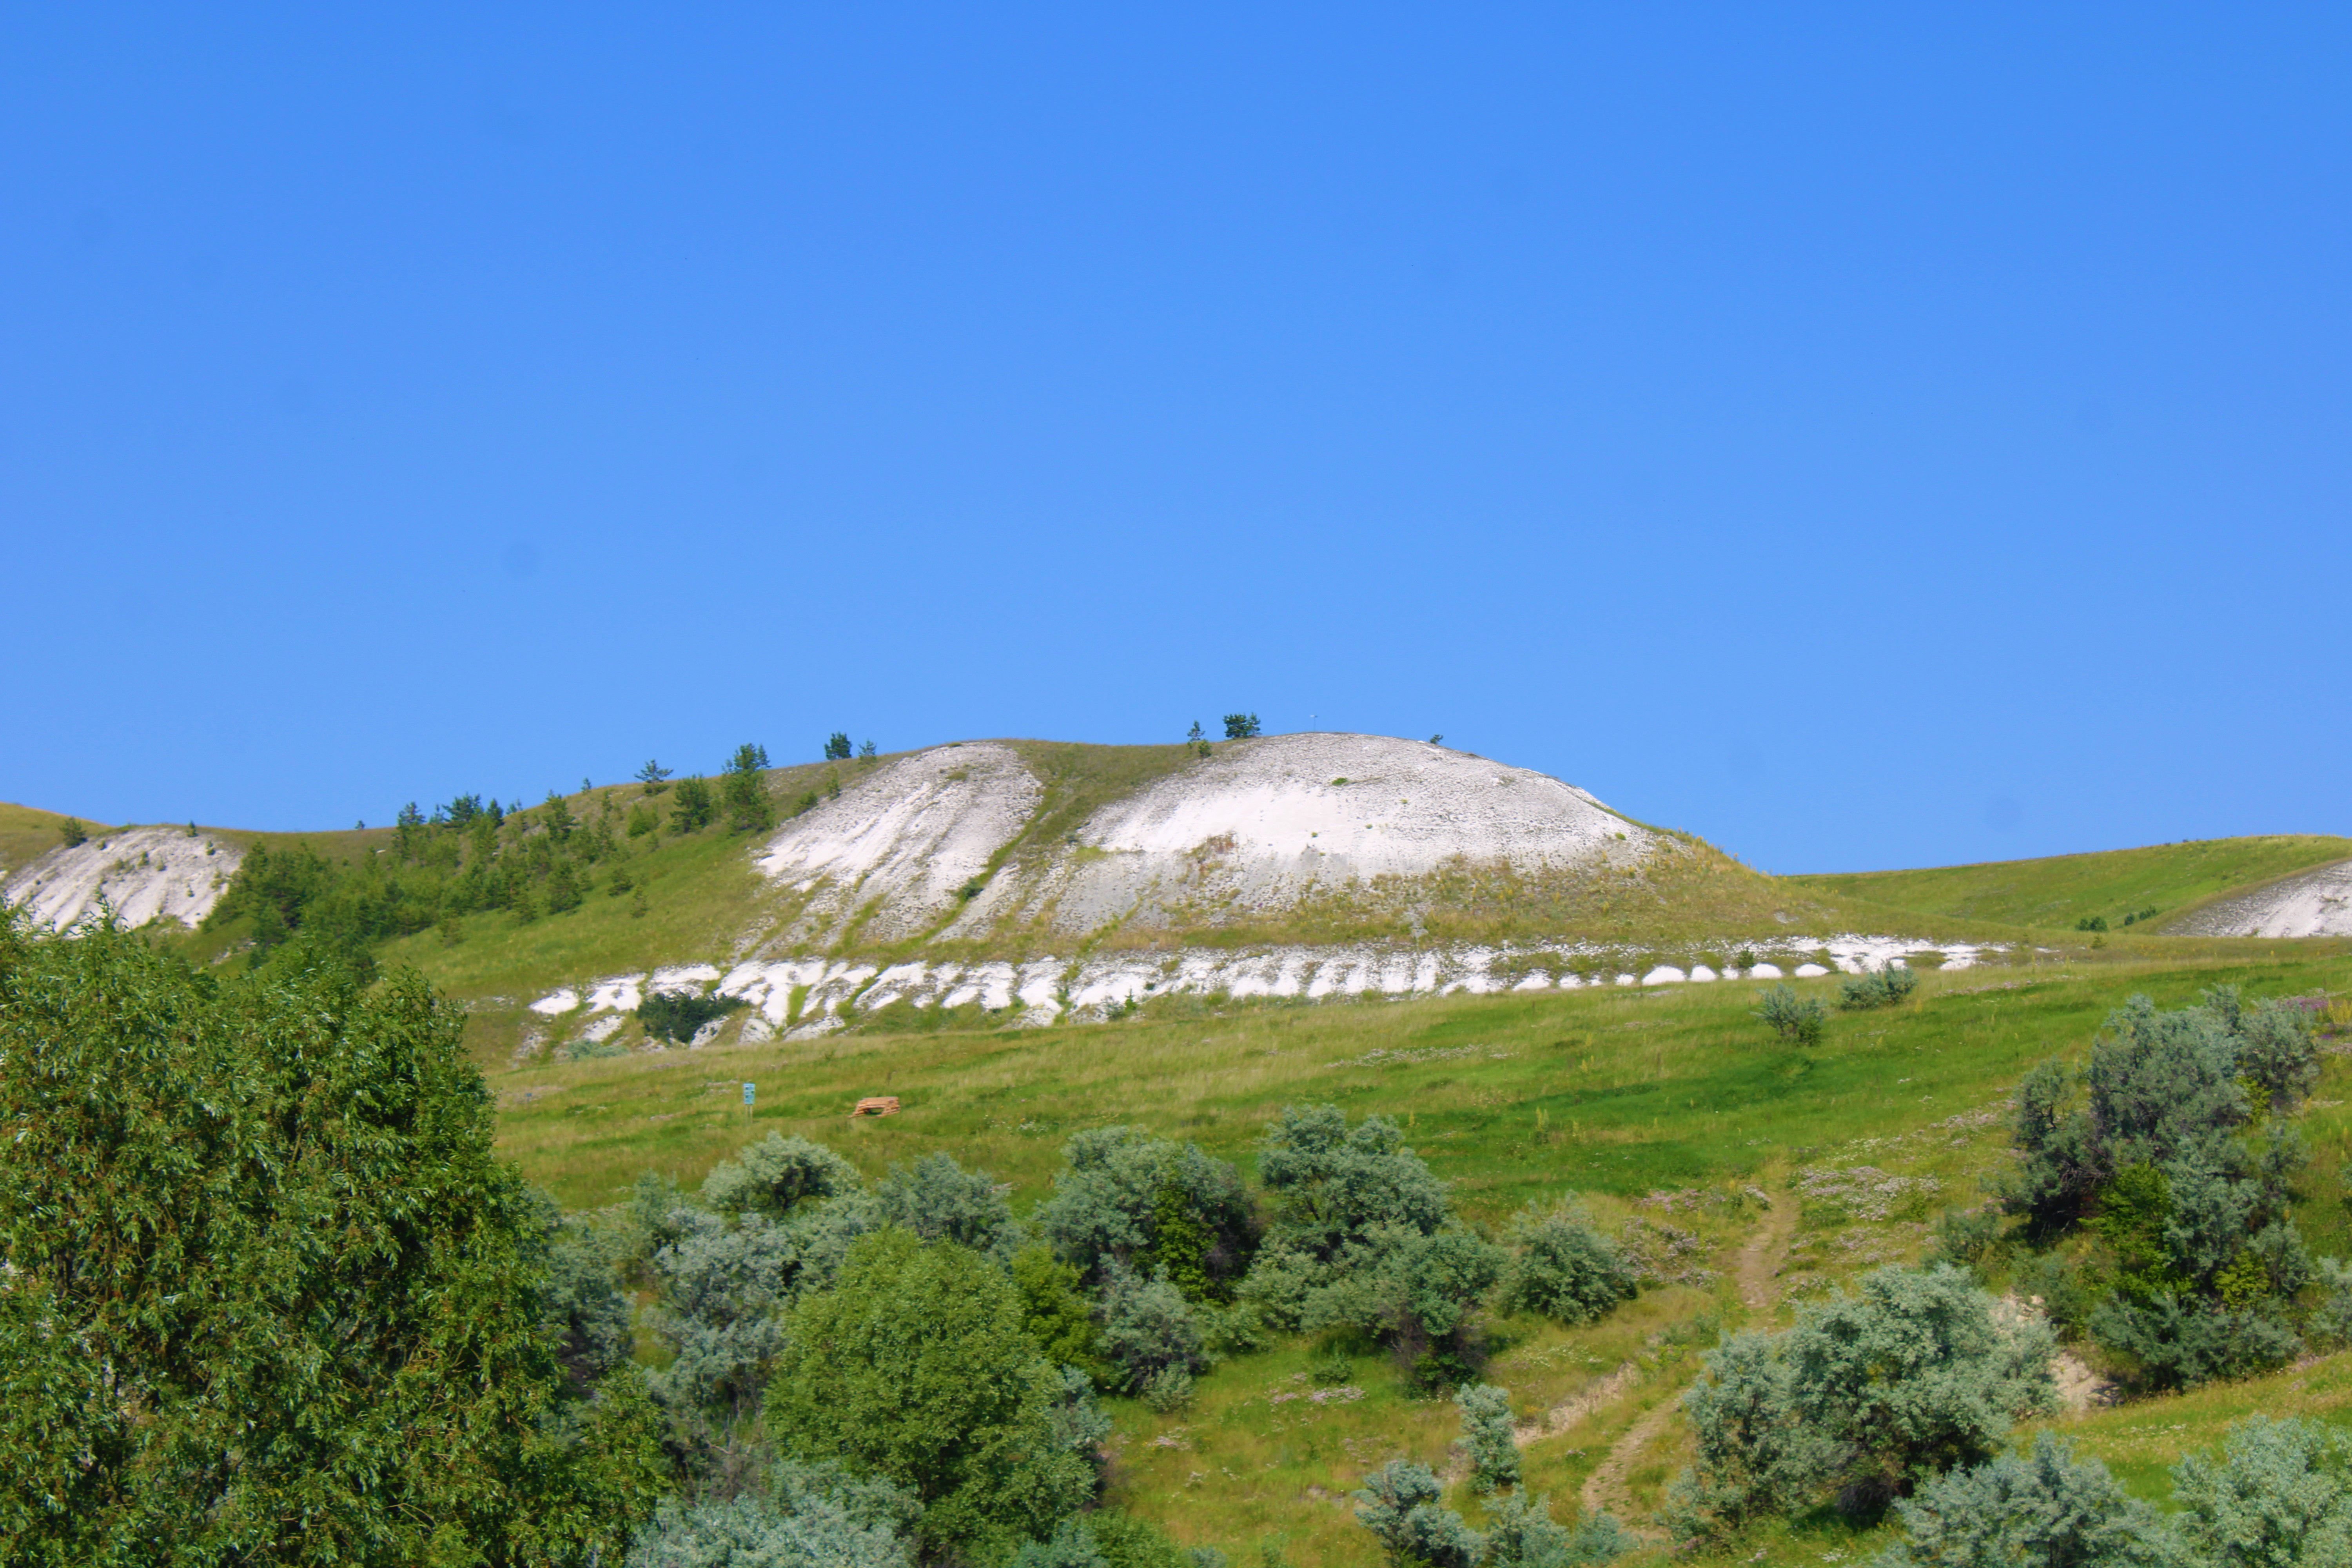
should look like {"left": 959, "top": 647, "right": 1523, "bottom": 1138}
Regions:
{"left": 5, "top": 6, "right": 2346, "bottom": 873}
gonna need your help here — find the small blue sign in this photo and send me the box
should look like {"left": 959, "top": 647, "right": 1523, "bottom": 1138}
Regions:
{"left": 742, "top": 1082, "right": 756, "bottom": 1108}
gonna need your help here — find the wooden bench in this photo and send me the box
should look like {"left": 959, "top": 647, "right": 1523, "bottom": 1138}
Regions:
{"left": 850, "top": 1096, "right": 901, "bottom": 1118}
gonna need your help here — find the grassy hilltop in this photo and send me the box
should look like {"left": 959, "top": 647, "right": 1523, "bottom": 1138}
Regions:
{"left": 1788, "top": 834, "right": 2352, "bottom": 933}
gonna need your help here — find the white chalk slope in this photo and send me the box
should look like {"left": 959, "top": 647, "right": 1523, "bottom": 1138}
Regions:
{"left": 755, "top": 733, "right": 1653, "bottom": 944}
{"left": 755, "top": 742, "right": 1043, "bottom": 944}
{"left": 2170, "top": 858, "right": 2352, "bottom": 939}
{"left": 4, "top": 827, "right": 243, "bottom": 932}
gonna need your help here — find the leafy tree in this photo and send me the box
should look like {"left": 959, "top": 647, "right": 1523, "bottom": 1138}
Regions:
{"left": 724, "top": 742, "right": 776, "bottom": 833}
{"left": 0, "top": 919, "right": 664, "bottom": 1565}
{"left": 1500, "top": 1200, "right": 1636, "bottom": 1325}
{"left": 543, "top": 789, "right": 579, "bottom": 842}
{"left": 671, "top": 775, "right": 719, "bottom": 832}
{"left": 635, "top": 759, "right": 674, "bottom": 793}
{"left": 767, "top": 1229, "right": 1097, "bottom": 1563}
{"left": 1186, "top": 720, "right": 1205, "bottom": 744}
{"left": 1874, "top": 1433, "right": 2185, "bottom": 1568}
{"left": 1012, "top": 1517, "right": 1112, "bottom": 1568}
{"left": 1352, "top": 1461, "right": 1483, "bottom": 1568}
{"left": 395, "top": 800, "right": 427, "bottom": 860}
{"left": 858, "top": 739, "right": 877, "bottom": 760}
{"left": 57, "top": 816, "right": 87, "bottom": 848}
{"left": 1010, "top": 1245, "right": 1110, "bottom": 1381}
{"left": 1456, "top": 1383, "right": 1521, "bottom": 1492}
{"left": 1221, "top": 713, "right": 1261, "bottom": 740}
{"left": 2171, "top": 1416, "right": 2352, "bottom": 1567}
{"left": 1754, "top": 983, "right": 1828, "bottom": 1044}
{"left": 1036, "top": 1126, "right": 1257, "bottom": 1297}
{"left": 825, "top": 732, "right": 853, "bottom": 761}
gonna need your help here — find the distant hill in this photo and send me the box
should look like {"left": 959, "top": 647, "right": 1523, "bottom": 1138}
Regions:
{"left": 1786, "top": 834, "right": 2352, "bottom": 932}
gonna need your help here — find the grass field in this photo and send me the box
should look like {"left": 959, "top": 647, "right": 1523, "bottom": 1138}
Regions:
{"left": 490, "top": 939, "right": 2352, "bottom": 1566}
{"left": 1788, "top": 835, "right": 2352, "bottom": 932}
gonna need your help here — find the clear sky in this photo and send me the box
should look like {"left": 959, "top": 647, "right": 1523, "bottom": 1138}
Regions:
{"left": 5, "top": 6, "right": 2345, "bottom": 873}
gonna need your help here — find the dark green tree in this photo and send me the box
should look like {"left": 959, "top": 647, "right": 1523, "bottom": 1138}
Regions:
{"left": 0, "top": 918, "right": 665, "bottom": 1566}
{"left": 633, "top": 759, "right": 673, "bottom": 794}
{"left": 670, "top": 775, "right": 717, "bottom": 832}
{"left": 824, "top": 732, "right": 853, "bottom": 761}
{"left": 722, "top": 742, "right": 775, "bottom": 833}
{"left": 1221, "top": 713, "right": 1261, "bottom": 740}
{"left": 58, "top": 817, "right": 87, "bottom": 848}
{"left": 767, "top": 1229, "right": 1096, "bottom": 1563}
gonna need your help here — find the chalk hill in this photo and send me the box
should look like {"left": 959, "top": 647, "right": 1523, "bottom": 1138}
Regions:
{"left": 758, "top": 733, "right": 1663, "bottom": 950}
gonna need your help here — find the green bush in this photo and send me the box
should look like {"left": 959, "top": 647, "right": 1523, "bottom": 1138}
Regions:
{"left": 624, "top": 1459, "right": 920, "bottom": 1568}
{"left": 2171, "top": 1415, "right": 2352, "bottom": 1564}
{"left": 1668, "top": 1265, "right": 2056, "bottom": 1536}
{"left": 57, "top": 816, "right": 87, "bottom": 848}
{"left": 1500, "top": 1199, "right": 1637, "bottom": 1325}
{"left": 1873, "top": 1433, "right": 2180, "bottom": 1568}
{"left": 1352, "top": 1461, "right": 1482, "bottom": 1568}
{"left": 2002, "top": 991, "right": 2322, "bottom": 1386}
{"left": 1753, "top": 983, "right": 1828, "bottom": 1045}
{"left": 1011, "top": 1245, "right": 1109, "bottom": 1380}
{"left": 2076, "top": 915, "right": 2111, "bottom": 933}
{"left": 875, "top": 1151, "right": 1019, "bottom": 1256}
{"left": 701, "top": 1132, "right": 865, "bottom": 1218}
{"left": 1840, "top": 964, "right": 1919, "bottom": 1011}
{"left": 1483, "top": 1492, "right": 1629, "bottom": 1567}
{"left": 1455, "top": 1383, "right": 1520, "bottom": 1493}
{"left": 1096, "top": 1261, "right": 1207, "bottom": 1394}
{"left": 1035, "top": 1126, "right": 1257, "bottom": 1298}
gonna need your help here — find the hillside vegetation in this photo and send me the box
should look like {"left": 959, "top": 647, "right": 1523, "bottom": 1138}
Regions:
{"left": 493, "top": 941, "right": 2352, "bottom": 1566}
{"left": 1788, "top": 833, "right": 2352, "bottom": 933}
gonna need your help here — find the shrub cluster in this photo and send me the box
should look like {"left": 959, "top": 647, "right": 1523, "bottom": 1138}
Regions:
{"left": 1754, "top": 982, "right": 1828, "bottom": 1045}
{"left": 2000, "top": 987, "right": 2323, "bottom": 1387}
{"left": 1838, "top": 964, "right": 1918, "bottom": 1011}
{"left": 1876, "top": 1417, "right": 2352, "bottom": 1568}
{"left": 1666, "top": 1263, "right": 2056, "bottom": 1539}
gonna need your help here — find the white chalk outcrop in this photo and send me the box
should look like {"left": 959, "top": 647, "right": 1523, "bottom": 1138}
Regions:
{"left": 755, "top": 742, "right": 1042, "bottom": 944}
{"left": 4, "top": 826, "right": 243, "bottom": 932}
{"left": 754, "top": 733, "right": 1651, "bottom": 945}
{"left": 524, "top": 934, "right": 1996, "bottom": 1046}
{"left": 2169, "top": 859, "right": 2352, "bottom": 939}
{"left": 1013, "top": 733, "right": 1647, "bottom": 934}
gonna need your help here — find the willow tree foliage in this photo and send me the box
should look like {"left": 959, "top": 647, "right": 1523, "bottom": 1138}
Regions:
{"left": 0, "top": 921, "right": 664, "bottom": 1566}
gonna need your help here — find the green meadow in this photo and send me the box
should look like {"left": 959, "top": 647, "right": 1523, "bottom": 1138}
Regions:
{"left": 492, "top": 939, "right": 2352, "bottom": 1566}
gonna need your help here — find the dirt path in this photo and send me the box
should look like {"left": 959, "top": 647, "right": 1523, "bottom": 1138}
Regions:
{"left": 1735, "top": 1187, "right": 1798, "bottom": 1316}
{"left": 1579, "top": 1190, "right": 1794, "bottom": 1532}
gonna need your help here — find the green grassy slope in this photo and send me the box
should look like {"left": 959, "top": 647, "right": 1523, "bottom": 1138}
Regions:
{"left": 1787, "top": 834, "right": 2352, "bottom": 932}
{"left": 0, "top": 800, "right": 109, "bottom": 880}
{"left": 494, "top": 941, "right": 2352, "bottom": 1566}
